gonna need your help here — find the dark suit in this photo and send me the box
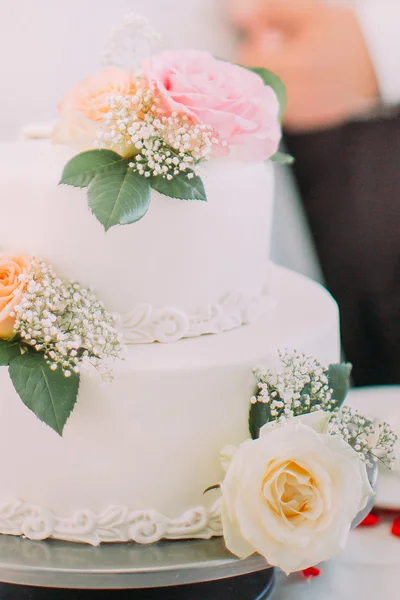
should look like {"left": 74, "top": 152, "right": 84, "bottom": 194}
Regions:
{"left": 285, "top": 114, "right": 400, "bottom": 385}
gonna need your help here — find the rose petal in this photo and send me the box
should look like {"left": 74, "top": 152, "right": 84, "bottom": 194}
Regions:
{"left": 391, "top": 516, "right": 400, "bottom": 538}
{"left": 220, "top": 445, "right": 238, "bottom": 473}
{"left": 220, "top": 499, "right": 255, "bottom": 559}
{"left": 301, "top": 566, "right": 321, "bottom": 579}
{"left": 358, "top": 512, "right": 381, "bottom": 527}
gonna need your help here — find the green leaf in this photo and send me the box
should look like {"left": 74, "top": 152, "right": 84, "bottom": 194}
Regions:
{"left": 59, "top": 149, "right": 126, "bottom": 188}
{"left": 246, "top": 67, "right": 287, "bottom": 122}
{"left": 9, "top": 353, "right": 80, "bottom": 436}
{"left": 203, "top": 484, "right": 221, "bottom": 495}
{"left": 0, "top": 339, "right": 21, "bottom": 366}
{"left": 270, "top": 151, "right": 294, "bottom": 165}
{"left": 249, "top": 401, "right": 269, "bottom": 440}
{"left": 88, "top": 167, "right": 151, "bottom": 231}
{"left": 326, "top": 363, "right": 352, "bottom": 410}
{"left": 151, "top": 171, "right": 207, "bottom": 202}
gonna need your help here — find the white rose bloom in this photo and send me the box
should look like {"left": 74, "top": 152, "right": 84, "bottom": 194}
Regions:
{"left": 220, "top": 411, "right": 374, "bottom": 575}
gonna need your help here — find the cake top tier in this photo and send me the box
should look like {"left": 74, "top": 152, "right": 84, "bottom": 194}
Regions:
{"left": 1, "top": 25, "right": 288, "bottom": 346}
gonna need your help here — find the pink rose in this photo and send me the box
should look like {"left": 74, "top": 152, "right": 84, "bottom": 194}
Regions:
{"left": 143, "top": 50, "right": 281, "bottom": 161}
{"left": 53, "top": 67, "right": 139, "bottom": 156}
{"left": 0, "top": 255, "right": 31, "bottom": 340}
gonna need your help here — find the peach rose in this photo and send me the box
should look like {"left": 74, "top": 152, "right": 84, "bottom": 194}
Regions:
{"left": 0, "top": 255, "right": 31, "bottom": 340}
{"left": 53, "top": 67, "right": 139, "bottom": 156}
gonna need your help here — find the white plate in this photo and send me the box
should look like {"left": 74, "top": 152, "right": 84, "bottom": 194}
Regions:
{"left": 347, "top": 386, "right": 400, "bottom": 510}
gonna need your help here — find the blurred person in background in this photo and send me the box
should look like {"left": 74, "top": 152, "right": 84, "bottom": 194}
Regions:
{"left": 230, "top": 0, "right": 400, "bottom": 386}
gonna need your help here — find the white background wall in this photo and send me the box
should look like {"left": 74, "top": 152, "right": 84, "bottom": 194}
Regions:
{"left": 0, "top": 0, "right": 234, "bottom": 140}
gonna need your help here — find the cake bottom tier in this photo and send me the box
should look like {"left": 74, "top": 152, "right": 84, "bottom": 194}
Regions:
{"left": 0, "top": 267, "right": 340, "bottom": 545}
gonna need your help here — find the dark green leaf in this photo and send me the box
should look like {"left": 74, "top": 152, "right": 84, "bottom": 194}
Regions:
{"left": 326, "top": 363, "right": 352, "bottom": 410}
{"left": 88, "top": 167, "right": 151, "bottom": 231}
{"left": 203, "top": 484, "right": 221, "bottom": 495}
{"left": 59, "top": 149, "right": 126, "bottom": 188}
{"left": 270, "top": 151, "right": 294, "bottom": 165}
{"left": 151, "top": 171, "right": 207, "bottom": 202}
{"left": 249, "top": 402, "right": 269, "bottom": 440}
{"left": 0, "top": 339, "right": 21, "bottom": 366}
{"left": 9, "top": 353, "right": 79, "bottom": 436}
{"left": 246, "top": 67, "right": 287, "bottom": 122}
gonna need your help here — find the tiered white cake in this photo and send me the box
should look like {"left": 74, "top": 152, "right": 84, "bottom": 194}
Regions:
{"left": 0, "top": 138, "right": 340, "bottom": 544}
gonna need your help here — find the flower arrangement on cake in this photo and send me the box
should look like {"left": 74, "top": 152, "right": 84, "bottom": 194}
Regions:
{"left": 207, "top": 352, "right": 397, "bottom": 574}
{"left": 0, "top": 255, "right": 123, "bottom": 435}
{"left": 55, "top": 15, "right": 289, "bottom": 230}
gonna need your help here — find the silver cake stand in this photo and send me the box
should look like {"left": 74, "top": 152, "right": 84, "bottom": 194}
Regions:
{"left": 0, "top": 535, "right": 270, "bottom": 590}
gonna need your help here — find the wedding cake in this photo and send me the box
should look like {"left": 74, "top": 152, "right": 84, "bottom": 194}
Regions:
{"left": 0, "top": 20, "right": 392, "bottom": 575}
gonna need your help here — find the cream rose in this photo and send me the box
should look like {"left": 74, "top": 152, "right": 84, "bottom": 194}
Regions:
{"left": 0, "top": 255, "right": 31, "bottom": 340}
{"left": 53, "top": 67, "right": 139, "bottom": 156}
{"left": 220, "top": 412, "right": 374, "bottom": 574}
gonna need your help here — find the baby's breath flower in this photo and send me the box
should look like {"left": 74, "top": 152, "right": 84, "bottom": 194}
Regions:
{"left": 252, "top": 351, "right": 333, "bottom": 422}
{"left": 252, "top": 352, "right": 397, "bottom": 470}
{"left": 13, "top": 259, "right": 123, "bottom": 381}
{"left": 373, "top": 420, "right": 398, "bottom": 469}
{"left": 95, "top": 85, "right": 221, "bottom": 178}
{"left": 329, "top": 407, "right": 397, "bottom": 468}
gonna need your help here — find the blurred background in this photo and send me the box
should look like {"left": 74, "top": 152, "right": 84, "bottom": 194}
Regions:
{"left": 0, "top": 1, "right": 234, "bottom": 139}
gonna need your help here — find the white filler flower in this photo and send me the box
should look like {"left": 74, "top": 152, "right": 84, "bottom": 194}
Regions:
{"left": 220, "top": 412, "right": 374, "bottom": 575}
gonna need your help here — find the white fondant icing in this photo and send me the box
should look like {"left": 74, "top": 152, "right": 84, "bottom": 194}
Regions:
{"left": 118, "top": 285, "right": 274, "bottom": 344}
{"left": 0, "top": 140, "right": 274, "bottom": 330}
{"left": 0, "top": 268, "right": 340, "bottom": 544}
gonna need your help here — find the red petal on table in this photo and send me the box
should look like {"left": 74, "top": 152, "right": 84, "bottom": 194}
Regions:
{"left": 391, "top": 516, "right": 400, "bottom": 537}
{"left": 358, "top": 512, "right": 381, "bottom": 527}
{"left": 301, "top": 567, "right": 321, "bottom": 579}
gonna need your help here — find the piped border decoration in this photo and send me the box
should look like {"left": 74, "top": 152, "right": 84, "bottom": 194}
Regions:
{"left": 0, "top": 497, "right": 222, "bottom": 546}
{"left": 118, "top": 284, "right": 274, "bottom": 344}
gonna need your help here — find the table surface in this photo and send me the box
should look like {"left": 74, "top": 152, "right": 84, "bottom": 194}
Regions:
{"left": 270, "top": 521, "right": 400, "bottom": 600}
